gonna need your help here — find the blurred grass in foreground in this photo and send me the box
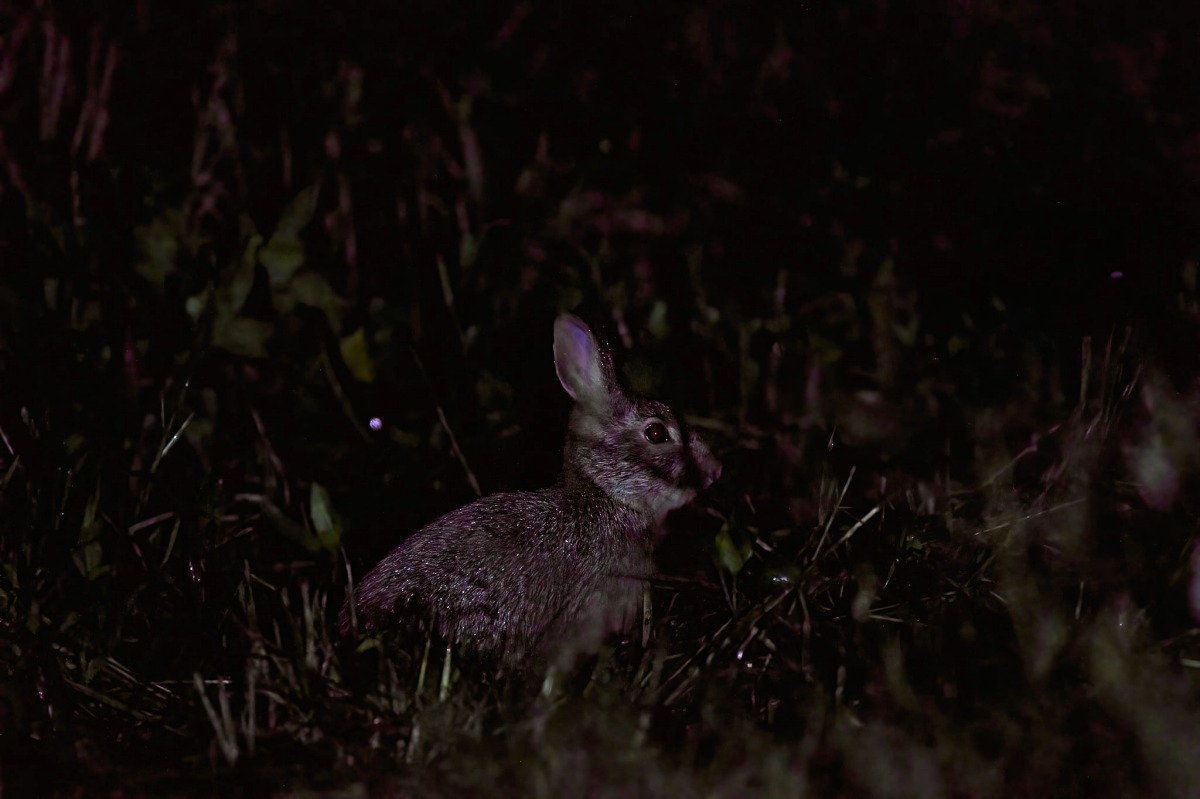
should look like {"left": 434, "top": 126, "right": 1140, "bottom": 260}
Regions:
{"left": 1, "top": 2, "right": 1199, "bottom": 796}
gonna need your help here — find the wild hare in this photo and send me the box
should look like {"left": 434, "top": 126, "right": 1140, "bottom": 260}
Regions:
{"left": 341, "top": 312, "right": 720, "bottom": 669}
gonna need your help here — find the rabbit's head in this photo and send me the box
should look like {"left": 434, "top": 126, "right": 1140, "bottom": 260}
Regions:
{"left": 553, "top": 313, "right": 721, "bottom": 525}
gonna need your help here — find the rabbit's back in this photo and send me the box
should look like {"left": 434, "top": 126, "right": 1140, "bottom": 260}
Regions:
{"left": 352, "top": 481, "right": 652, "bottom": 662}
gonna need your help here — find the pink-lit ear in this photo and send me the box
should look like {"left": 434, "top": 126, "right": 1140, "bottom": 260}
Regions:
{"left": 553, "top": 313, "right": 605, "bottom": 403}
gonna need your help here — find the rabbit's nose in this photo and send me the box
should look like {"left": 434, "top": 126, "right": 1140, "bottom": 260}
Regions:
{"left": 689, "top": 439, "right": 721, "bottom": 489}
{"left": 702, "top": 456, "right": 722, "bottom": 489}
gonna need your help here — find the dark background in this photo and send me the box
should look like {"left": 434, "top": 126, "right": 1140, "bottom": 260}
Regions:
{"left": 1, "top": 1, "right": 1199, "bottom": 795}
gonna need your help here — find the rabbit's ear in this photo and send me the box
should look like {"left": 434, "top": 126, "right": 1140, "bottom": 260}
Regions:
{"left": 553, "top": 314, "right": 615, "bottom": 409}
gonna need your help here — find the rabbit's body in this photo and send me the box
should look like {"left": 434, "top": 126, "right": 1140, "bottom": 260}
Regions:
{"left": 344, "top": 313, "right": 719, "bottom": 666}
{"left": 351, "top": 479, "right": 651, "bottom": 662}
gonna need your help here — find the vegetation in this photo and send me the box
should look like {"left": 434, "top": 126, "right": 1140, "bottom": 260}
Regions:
{"left": 1, "top": 1, "right": 1198, "bottom": 796}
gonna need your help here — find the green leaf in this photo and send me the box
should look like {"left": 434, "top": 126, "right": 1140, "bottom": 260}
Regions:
{"left": 74, "top": 488, "right": 107, "bottom": 580}
{"left": 309, "top": 482, "right": 342, "bottom": 552}
{"left": 437, "top": 255, "right": 455, "bottom": 309}
{"left": 275, "top": 185, "right": 320, "bottom": 241}
{"left": 714, "top": 522, "right": 751, "bottom": 576}
{"left": 284, "top": 271, "right": 344, "bottom": 333}
{"left": 647, "top": 300, "right": 670, "bottom": 338}
{"left": 228, "top": 232, "right": 262, "bottom": 315}
{"left": 260, "top": 238, "right": 306, "bottom": 287}
{"left": 807, "top": 331, "right": 843, "bottom": 367}
{"left": 134, "top": 210, "right": 185, "bottom": 290}
{"left": 263, "top": 501, "right": 321, "bottom": 553}
{"left": 339, "top": 328, "right": 375, "bottom": 383}
{"left": 459, "top": 233, "right": 478, "bottom": 270}
{"left": 261, "top": 185, "right": 319, "bottom": 287}
{"left": 211, "top": 308, "right": 273, "bottom": 358}
{"left": 185, "top": 285, "right": 214, "bottom": 322}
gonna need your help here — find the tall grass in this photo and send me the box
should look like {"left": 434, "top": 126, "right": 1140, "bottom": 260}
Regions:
{"left": 1, "top": 2, "right": 1198, "bottom": 796}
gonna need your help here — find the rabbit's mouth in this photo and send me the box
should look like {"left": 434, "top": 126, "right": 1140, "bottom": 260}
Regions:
{"left": 639, "top": 484, "right": 701, "bottom": 524}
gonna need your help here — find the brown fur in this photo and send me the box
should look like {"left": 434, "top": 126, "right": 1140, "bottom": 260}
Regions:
{"left": 341, "top": 314, "right": 720, "bottom": 667}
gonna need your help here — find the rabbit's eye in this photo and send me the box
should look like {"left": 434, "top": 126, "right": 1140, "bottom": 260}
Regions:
{"left": 644, "top": 422, "right": 671, "bottom": 444}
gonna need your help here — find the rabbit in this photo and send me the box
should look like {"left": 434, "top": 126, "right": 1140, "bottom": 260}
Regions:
{"left": 340, "top": 312, "right": 721, "bottom": 668}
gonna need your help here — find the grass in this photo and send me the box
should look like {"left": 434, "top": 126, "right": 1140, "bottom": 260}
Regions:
{"left": 2, "top": 2, "right": 1200, "bottom": 796}
{"left": 4, "top": 319, "right": 1198, "bottom": 797}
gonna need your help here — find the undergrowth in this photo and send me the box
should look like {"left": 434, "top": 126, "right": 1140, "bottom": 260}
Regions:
{"left": 1, "top": 2, "right": 1199, "bottom": 797}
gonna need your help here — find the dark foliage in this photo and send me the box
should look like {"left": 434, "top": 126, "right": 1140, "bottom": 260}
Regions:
{"left": 1, "top": 1, "right": 1199, "bottom": 796}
